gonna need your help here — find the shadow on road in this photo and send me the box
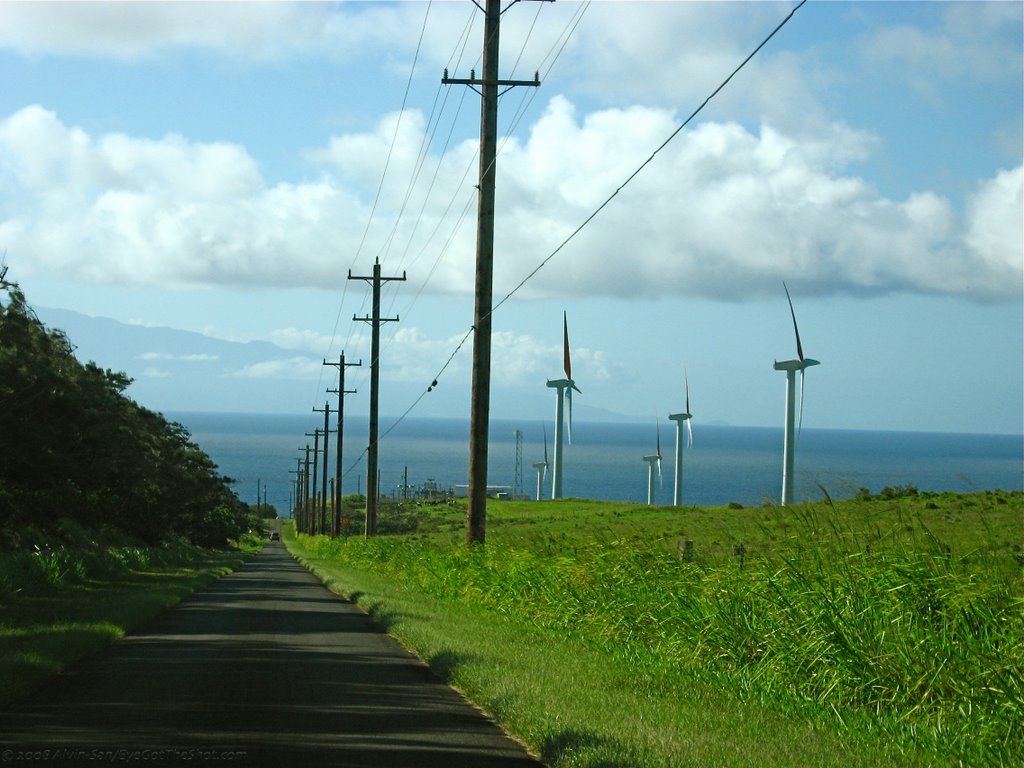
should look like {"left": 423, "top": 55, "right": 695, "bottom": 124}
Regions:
{"left": 0, "top": 543, "right": 542, "bottom": 768}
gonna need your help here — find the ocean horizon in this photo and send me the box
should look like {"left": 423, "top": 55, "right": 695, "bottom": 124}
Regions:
{"left": 168, "top": 411, "right": 1024, "bottom": 517}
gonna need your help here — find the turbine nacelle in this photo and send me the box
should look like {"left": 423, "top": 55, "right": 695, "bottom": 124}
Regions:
{"left": 773, "top": 358, "right": 820, "bottom": 372}
{"left": 546, "top": 378, "right": 578, "bottom": 390}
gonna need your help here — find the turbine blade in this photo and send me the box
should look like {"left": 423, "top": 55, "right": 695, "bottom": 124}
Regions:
{"left": 656, "top": 419, "right": 662, "bottom": 458}
{"left": 563, "top": 310, "right": 572, "bottom": 381}
{"left": 543, "top": 422, "right": 549, "bottom": 464}
{"left": 686, "top": 417, "right": 693, "bottom": 448}
{"left": 657, "top": 456, "right": 663, "bottom": 487}
{"left": 685, "top": 367, "right": 690, "bottom": 414}
{"left": 783, "top": 281, "right": 805, "bottom": 362}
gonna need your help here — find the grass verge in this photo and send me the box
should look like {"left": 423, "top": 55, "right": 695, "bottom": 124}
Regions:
{"left": 287, "top": 538, "right": 881, "bottom": 767}
{"left": 284, "top": 490, "right": 1021, "bottom": 768}
{"left": 0, "top": 525, "right": 262, "bottom": 707}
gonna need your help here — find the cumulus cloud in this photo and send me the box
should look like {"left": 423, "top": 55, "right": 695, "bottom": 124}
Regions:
{"left": 4, "top": 96, "right": 1023, "bottom": 302}
{"left": 859, "top": 1, "right": 1022, "bottom": 100}
{"left": 491, "top": 98, "right": 1022, "bottom": 301}
{"left": 0, "top": 1, "right": 354, "bottom": 61}
{"left": 267, "top": 328, "right": 339, "bottom": 355}
{"left": 2, "top": 99, "right": 1020, "bottom": 302}
{"left": 137, "top": 352, "right": 219, "bottom": 362}
{"left": 232, "top": 356, "right": 323, "bottom": 381}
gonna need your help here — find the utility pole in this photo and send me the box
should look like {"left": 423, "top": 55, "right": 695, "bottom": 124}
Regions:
{"left": 349, "top": 258, "right": 405, "bottom": 537}
{"left": 325, "top": 352, "right": 361, "bottom": 537}
{"left": 313, "top": 402, "right": 337, "bottom": 535}
{"left": 288, "top": 462, "right": 302, "bottom": 525}
{"left": 443, "top": 0, "right": 542, "bottom": 549}
{"left": 302, "top": 446, "right": 311, "bottom": 534}
{"left": 306, "top": 430, "right": 321, "bottom": 535}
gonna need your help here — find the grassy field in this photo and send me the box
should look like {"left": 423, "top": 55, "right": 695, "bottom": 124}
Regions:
{"left": 0, "top": 522, "right": 262, "bottom": 707}
{"left": 287, "top": 489, "right": 1022, "bottom": 767}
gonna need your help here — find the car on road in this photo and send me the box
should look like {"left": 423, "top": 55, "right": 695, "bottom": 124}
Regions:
{"left": 269, "top": 531, "right": 280, "bottom": 541}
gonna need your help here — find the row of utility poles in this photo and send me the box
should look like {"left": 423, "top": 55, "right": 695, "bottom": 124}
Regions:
{"left": 292, "top": 259, "right": 405, "bottom": 538}
{"left": 293, "top": 0, "right": 543, "bottom": 544}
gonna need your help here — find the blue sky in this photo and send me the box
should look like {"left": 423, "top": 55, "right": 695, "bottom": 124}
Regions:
{"left": 1, "top": 1, "right": 1021, "bottom": 436}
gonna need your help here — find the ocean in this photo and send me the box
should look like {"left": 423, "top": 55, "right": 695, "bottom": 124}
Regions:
{"left": 168, "top": 412, "right": 1024, "bottom": 516}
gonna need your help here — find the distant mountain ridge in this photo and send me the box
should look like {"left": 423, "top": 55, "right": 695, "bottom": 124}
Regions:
{"left": 34, "top": 307, "right": 315, "bottom": 415}
{"left": 31, "top": 307, "right": 637, "bottom": 423}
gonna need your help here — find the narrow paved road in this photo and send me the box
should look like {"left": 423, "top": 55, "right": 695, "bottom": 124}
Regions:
{"left": 0, "top": 542, "right": 542, "bottom": 767}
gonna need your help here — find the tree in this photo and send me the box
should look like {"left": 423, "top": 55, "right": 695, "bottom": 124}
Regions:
{"left": 0, "top": 278, "right": 249, "bottom": 547}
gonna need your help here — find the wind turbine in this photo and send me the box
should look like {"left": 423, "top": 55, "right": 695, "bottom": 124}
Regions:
{"left": 532, "top": 424, "right": 550, "bottom": 502}
{"left": 773, "top": 283, "right": 820, "bottom": 506}
{"left": 641, "top": 419, "right": 663, "bottom": 505}
{"left": 668, "top": 368, "right": 693, "bottom": 507}
{"left": 546, "top": 311, "right": 581, "bottom": 499}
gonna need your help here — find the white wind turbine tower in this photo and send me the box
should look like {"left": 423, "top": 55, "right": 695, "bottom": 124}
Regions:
{"left": 532, "top": 424, "right": 550, "bottom": 502}
{"left": 641, "top": 420, "right": 663, "bottom": 505}
{"left": 668, "top": 369, "right": 693, "bottom": 507}
{"left": 546, "top": 311, "right": 581, "bottom": 500}
{"left": 773, "top": 283, "right": 820, "bottom": 506}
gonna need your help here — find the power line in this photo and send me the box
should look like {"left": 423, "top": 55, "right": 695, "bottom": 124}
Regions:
{"left": 309, "top": 1, "right": 584, "bottom": 419}
{"left": 308, "top": 0, "right": 436, "bottom": 422}
{"left": 341, "top": 0, "right": 807, "bottom": 479}
{"left": 379, "top": 0, "right": 810, "bottom": 439}
{"left": 495, "top": 0, "right": 808, "bottom": 313}
{"left": 379, "top": 1, "right": 590, "bottom": 352}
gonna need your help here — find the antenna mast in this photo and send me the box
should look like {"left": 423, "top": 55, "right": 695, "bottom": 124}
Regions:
{"left": 513, "top": 430, "right": 523, "bottom": 499}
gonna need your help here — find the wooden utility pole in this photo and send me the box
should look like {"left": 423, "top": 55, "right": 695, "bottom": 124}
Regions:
{"left": 443, "top": 0, "right": 541, "bottom": 548}
{"left": 325, "top": 352, "right": 360, "bottom": 537}
{"left": 302, "top": 445, "right": 311, "bottom": 534}
{"left": 306, "top": 429, "right": 320, "bottom": 535}
{"left": 312, "top": 402, "right": 338, "bottom": 535}
{"left": 288, "top": 462, "right": 302, "bottom": 526}
{"left": 349, "top": 258, "right": 405, "bottom": 537}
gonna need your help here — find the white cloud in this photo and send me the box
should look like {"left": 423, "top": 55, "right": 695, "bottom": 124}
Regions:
{"left": 964, "top": 166, "right": 1024, "bottom": 284}
{"left": 232, "top": 356, "right": 323, "bottom": 381}
{"left": 491, "top": 99, "right": 1022, "bottom": 301}
{"left": 1, "top": 93, "right": 1020, "bottom": 302}
{"left": 0, "top": 1, "right": 342, "bottom": 61}
{"left": 859, "top": 2, "right": 1022, "bottom": 101}
{"left": 137, "top": 352, "right": 219, "bottom": 362}
{"left": 267, "top": 327, "right": 338, "bottom": 355}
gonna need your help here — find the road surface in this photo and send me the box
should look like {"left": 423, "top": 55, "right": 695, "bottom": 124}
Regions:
{"left": 0, "top": 541, "right": 542, "bottom": 767}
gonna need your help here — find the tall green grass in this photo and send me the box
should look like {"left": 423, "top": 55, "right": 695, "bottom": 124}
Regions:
{"left": 295, "top": 493, "right": 1022, "bottom": 765}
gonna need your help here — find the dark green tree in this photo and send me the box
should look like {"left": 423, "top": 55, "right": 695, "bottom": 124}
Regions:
{"left": 0, "top": 279, "right": 250, "bottom": 546}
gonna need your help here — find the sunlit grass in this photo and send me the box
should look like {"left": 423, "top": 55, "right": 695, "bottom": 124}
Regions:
{"left": 290, "top": 490, "right": 1022, "bottom": 767}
